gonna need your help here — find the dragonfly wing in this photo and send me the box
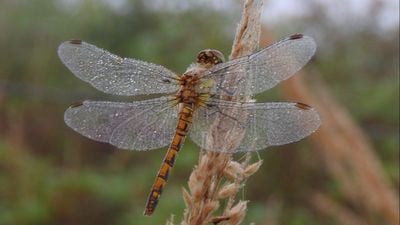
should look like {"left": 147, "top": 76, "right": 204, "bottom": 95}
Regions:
{"left": 202, "top": 35, "right": 316, "bottom": 96}
{"left": 58, "top": 40, "right": 179, "bottom": 96}
{"left": 189, "top": 99, "right": 320, "bottom": 152}
{"left": 64, "top": 97, "right": 178, "bottom": 150}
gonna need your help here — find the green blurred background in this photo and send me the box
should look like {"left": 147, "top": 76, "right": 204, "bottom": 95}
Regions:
{"left": 0, "top": 0, "right": 398, "bottom": 224}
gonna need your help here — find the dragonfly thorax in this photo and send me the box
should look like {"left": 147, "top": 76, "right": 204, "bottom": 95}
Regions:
{"left": 176, "top": 73, "right": 202, "bottom": 105}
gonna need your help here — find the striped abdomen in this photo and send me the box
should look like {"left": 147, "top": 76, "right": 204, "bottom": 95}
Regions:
{"left": 144, "top": 103, "right": 194, "bottom": 215}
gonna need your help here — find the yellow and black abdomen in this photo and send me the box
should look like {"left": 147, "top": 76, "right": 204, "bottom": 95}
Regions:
{"left": 144, "top": 103, "right": 194, "bottom": 215}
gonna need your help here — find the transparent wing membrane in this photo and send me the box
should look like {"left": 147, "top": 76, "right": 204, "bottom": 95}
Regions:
{"left": 202, "top": 35, "right": 316, "bottom": 96}
{"left": 64, "top": 97, "right": 178, "bottom": 150}
{"left": 58, "top": 40, "right": 179, "bottom": 96}
{"left": 190, "top": 100, "right": 321, "bottom": 152}
{"left": 60, "top": 34, "right": 321, "bottom": 216}
{"left": 60, "top": 34, "right": 320, "bottom": 152}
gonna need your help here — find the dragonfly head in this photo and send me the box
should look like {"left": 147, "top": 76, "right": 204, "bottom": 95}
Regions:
{"left": 196, "top": 49, "right": 225, "bottom": 67}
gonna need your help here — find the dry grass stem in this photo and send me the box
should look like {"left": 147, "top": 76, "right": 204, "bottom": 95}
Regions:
{"left": 166, "top": 215, "right": 175, "bottom": 225}
{"left": 280, "top": 72, "right": 399, "bottom": 225}
{"left": 311, "top": 193, "right": 369, "bottom": 225}
{"left": 175, "top": 1, "right": 264, "bottom": 225}
{"left": 230, "top": 0, "right": 263, "bottom": 58}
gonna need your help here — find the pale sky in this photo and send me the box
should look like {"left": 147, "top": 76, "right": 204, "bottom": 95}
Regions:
{"left": 60, "top": 0, "right": 399, "bottom": 32}
{"left": 262, "top": 0, "right": 399, "bottom": 31}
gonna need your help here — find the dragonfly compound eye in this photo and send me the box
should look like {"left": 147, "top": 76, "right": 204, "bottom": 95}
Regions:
{"left": 196, "top": 49, "right": 225, "bottom": 65}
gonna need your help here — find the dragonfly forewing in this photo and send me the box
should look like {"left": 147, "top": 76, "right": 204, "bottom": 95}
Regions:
{"left": 190, "top": 99, "right": 320, "bottom": 152}
{"left": 202, "top": 35, "right": 316, "bottom": 96}
{"left": 64, "top": 96, "right": 178, "bottom": 150}
{"left": 58, "top": 40, "right": 179, "bottom": 96}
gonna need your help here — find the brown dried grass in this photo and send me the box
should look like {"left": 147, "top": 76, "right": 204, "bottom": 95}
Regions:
{"left": 280, "top": 70, "right": 400, "bottom": 225}
{"left": 166, "top": 1, "right": 265, "bottom": 225}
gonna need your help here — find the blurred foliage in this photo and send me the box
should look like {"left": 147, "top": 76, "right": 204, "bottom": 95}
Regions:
{"left": 0, "top": 0, "right": 398, "bottom": 225}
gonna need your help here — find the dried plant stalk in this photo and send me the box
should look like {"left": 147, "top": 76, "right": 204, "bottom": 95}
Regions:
{"left": 311, "top": 193, "right": 369, "bottom": 225}
{"left": 178, "top": 1, "right": 264, "bottom": 225}
{"left": 281, "top": 73, "right": 400, "bottom": 225}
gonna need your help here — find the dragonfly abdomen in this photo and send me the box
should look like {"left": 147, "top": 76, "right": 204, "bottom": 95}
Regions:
{"left": 144, "top": 103, "right": 194, "bottom": 215}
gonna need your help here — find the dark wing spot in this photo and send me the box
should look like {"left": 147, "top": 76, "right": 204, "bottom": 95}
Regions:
{"left": 295, "top": 102, "right": 311, "bottom": 110}
{"left": 161, "top": 78, "right": 171, "bottom": 83}
{"left": 289, "top": 34, "right": 303, "bottom": 40}
{"left": 69, "top": 102, "right": 83, "bottom": 108}
{"left": 69, "top": 39, "right": 82, "bottom": 45}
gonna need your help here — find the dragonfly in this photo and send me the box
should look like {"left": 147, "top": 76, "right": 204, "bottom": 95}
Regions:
{"left": 58, "top": 34, "right": 320, "bottom": 215}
